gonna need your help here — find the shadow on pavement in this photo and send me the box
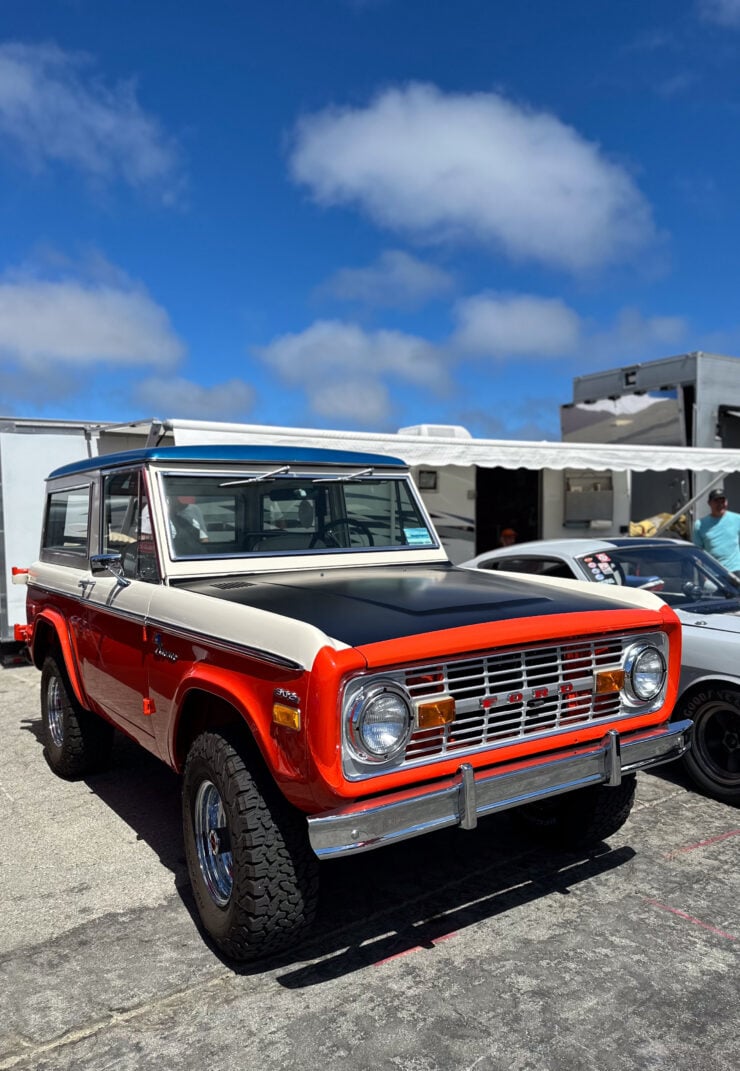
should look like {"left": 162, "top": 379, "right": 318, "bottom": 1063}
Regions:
{"left": 21, "top": 711, "right": 637, "bottom": 984}
{"left": 642, "top": 758, "right": 696, "bottom": 792}
{"left": 274, "top": 834, "right": 636, "bottom": 988}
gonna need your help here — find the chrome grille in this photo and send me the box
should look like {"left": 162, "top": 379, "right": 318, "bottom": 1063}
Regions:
{"left": 395, "top": 633, "right": 632, "bottom": 765}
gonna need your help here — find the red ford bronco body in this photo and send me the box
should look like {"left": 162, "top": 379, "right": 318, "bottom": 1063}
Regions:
{"left": 20, "top": 445, "right": 691, "bottom": 961}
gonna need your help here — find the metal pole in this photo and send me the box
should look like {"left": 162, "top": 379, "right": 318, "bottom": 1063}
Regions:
{"left": 653, "top": 473, "right": 728, "bottom": 536}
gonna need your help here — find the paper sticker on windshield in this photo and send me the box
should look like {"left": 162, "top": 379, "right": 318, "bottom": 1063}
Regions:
{"left": 405, "top": 527, "right": 434, "bottom": 546}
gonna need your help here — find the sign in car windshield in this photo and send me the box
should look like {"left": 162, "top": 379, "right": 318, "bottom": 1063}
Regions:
{"left": 582, "top": 553, "right": 620, "bottom": 585}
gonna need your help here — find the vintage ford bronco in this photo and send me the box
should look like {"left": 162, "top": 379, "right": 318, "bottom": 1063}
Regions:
{"left": 20, "top": 445, "right": 691, "bottom": 960}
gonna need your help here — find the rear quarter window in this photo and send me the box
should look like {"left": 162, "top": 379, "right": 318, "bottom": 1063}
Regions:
{"left": 41, "top": 485, "right": 91, "bottom": 563}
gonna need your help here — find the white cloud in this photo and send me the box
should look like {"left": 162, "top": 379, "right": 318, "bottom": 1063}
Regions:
{"left": 0, "top": 277, "right": 184, "bottom": 366}
{"left": 588, "top": 307, "right": 689, "bottom": 365}
{"left": 133, "top": 377, "right": 255, "bottom": 420}
{"left": 257, "top": 319, "right": 448, "bottom": 425}
{"left": 310, "top": 378, "right": 391, "bottom": 423}
{"left": 321, "top": 249, "right": 454, "bottom": 308}
{"left": 254, "top": 299, "right": 692, "bottom": 429}
{"left": 0, "top": 42, "right": 181, "bottom": 199}
{"left": 453, "top": 293, "right": 582, "bottom": 357}
{"left": 699, "top": 0, "right": 740, "bottom": 27}
{"left": 290, "top": 83, "right": 656, "bottom": 272}
{"left": 258, "top": 319, "right": 446, "bottom": 385}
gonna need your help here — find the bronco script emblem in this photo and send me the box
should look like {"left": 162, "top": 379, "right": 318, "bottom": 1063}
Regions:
{"left": 153, "top": 633, "right": 178, "bottom": 662}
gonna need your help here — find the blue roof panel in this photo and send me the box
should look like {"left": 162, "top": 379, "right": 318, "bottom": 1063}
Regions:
{"left": 48, "top": 444, "right": 408, "bottom": 479}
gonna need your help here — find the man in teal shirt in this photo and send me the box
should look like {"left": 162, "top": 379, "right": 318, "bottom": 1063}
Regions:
{"left": 692, "top": 488, "right": 740, "bottom": 577}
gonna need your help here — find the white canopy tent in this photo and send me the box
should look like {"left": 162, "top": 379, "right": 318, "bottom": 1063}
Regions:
{"left": 138, "top": 417, "right": 740, "bottom": 475}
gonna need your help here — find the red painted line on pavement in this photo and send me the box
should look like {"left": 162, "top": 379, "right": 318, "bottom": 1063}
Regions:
{"left": 373, "top": 931, "right": 458, "bottom": 966}
{"left": 645, "top": 898, "right": 736, "bottom": 941}
{"left": 665, "top": 829, "right": 740, "bottom": 858}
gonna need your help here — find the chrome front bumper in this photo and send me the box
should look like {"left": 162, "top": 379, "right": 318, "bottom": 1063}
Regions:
{"left": 307, "top": 720, "right": 692, "bottom": 859}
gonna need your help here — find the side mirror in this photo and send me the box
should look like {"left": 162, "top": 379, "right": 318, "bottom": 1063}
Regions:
{"left": 90, "top": 552, "right": 131, "bottom": 588}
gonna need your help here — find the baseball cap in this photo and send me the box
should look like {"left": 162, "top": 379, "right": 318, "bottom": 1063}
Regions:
{"left": 708, "top": 488, "right": 726, "bottom": 501}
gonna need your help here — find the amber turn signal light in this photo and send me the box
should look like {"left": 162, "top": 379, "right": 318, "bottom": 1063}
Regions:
{"left": 417, "top": 696, "right": 456, "bottom": 728}
{"left": 273, "top": 704, "right": 301, "bottom": 730}
{"left": 595, "top": 669, "right": 625, "bottom": 695}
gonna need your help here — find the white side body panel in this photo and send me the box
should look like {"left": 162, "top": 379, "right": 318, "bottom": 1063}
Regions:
{"left": 28, "top": 561, "right": 347, "bottom": 670}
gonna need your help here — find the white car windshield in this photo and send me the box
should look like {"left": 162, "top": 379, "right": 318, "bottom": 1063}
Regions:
{"left": 576, "top": 543, "right": 740, "bottom": 610}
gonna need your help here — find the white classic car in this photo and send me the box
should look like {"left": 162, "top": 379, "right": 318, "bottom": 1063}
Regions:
{"left": 462, "top": 536, "right": 740, "bottom": 805}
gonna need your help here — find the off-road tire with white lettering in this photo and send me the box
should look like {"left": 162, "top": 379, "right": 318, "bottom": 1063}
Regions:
{"left": 40, "top": 655, "right": 114, "bottom": 779}
{"left": 182, "top": 730, "right": 319, "bottom": 962}
{"left": 513, "top": 774, "right": 637, "bottom": 847}
{"left": 678, "top": 686, "right": 740, "bottom": 804}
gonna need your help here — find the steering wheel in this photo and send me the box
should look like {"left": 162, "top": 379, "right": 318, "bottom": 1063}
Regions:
{"left": 312, "top": 518, "right": 374, "bottom": 548}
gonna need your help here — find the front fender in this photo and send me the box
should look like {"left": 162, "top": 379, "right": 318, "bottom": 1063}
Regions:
{"left": 165, "top": 664, "right": 313, "bottom": 806}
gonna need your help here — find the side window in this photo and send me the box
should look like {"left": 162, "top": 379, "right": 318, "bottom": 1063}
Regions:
{"left": 103, "top": 470, "right": 160, "bottom": 582}
{"left": 479, "top": 556, "right": 534, "bottom": 573}
{"left": 41, "top": 487, "right": 91, "bottom": 564}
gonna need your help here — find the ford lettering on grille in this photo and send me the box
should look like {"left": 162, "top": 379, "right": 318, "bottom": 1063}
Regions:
{"left": 482, "top": 681, "right": 578, "bottom": 707}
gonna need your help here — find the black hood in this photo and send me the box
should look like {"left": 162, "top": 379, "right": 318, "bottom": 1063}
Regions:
{"left": 178, "top": 564, "right": 637, "bottom": 647}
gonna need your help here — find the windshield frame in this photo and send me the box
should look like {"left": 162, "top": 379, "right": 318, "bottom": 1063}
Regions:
{"left": 151, "top": 464, "right": 444, "bottom": 570}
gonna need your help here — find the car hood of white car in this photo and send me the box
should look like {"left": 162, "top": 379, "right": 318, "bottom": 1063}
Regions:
{"left": 676, "top": 607, "right": 740, "bottom": 634}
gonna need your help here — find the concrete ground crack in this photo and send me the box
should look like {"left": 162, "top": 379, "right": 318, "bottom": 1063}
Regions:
{"left": 0, "top": 971, "right": 230, "bottom": 1070}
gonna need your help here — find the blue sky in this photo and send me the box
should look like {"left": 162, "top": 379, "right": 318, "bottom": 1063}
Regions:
{"left": 2, "top": 0, "right": 740, "bottom": 439}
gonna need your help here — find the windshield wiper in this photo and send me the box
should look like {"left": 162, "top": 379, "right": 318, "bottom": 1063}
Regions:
{"left": 312, "top": 468, "right": 375, "bottom": 484}
{"left": 220, "top": 466, "right": 291, "bottom": 487}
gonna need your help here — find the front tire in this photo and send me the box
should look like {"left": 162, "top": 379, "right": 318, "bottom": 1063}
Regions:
{"left": 40, "top": 655, "right": 113, "bottom": 779}
{"left": 182, "top": 731, "right": 319, "bottom": 962}
{"left": 514, "top": 776, "right": 637, "bottom": 847}
{"left": 678, "top": 687, "right": 740, "bottom": 805}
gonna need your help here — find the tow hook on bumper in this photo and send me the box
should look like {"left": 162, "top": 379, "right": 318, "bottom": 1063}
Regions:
{"left": 307, "top": 719, "right": 692, "bottom": 859}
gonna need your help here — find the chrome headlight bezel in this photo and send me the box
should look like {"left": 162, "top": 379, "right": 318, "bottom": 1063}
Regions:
{"left": 623, "top": 642, "right": 667, "bottom": 703}
{"left": 345, "top": 679, "right": 413, "bottom": 764}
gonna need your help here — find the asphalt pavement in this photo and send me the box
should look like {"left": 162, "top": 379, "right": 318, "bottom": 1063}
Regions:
{"left": 1, "top": 662, "right": 738, "bottom": 1071}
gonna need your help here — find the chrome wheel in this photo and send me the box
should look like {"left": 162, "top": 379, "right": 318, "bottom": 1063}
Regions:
{"left": 183, "top": 732, "right": 319, "bottom": 960}
{"left": 46, "top": 675, "right": 65, "bottom": 747}
{"left": 194, "top": 780, "right": 233, "bottom": 907}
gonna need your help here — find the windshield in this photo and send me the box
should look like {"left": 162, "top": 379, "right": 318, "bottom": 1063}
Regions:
{"left": 160, "top": 472, "right": 436, "bottom": 560}
{"left": 576, "top": 543, "right": 740, "bottom": 611}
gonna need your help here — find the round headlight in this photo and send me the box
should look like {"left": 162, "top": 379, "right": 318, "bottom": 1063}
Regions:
{"left": 348, "top": 681, "right": 412, "bottom": 761}
{"left": 626, "top": 644, "right": 666, "bottom": 701}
